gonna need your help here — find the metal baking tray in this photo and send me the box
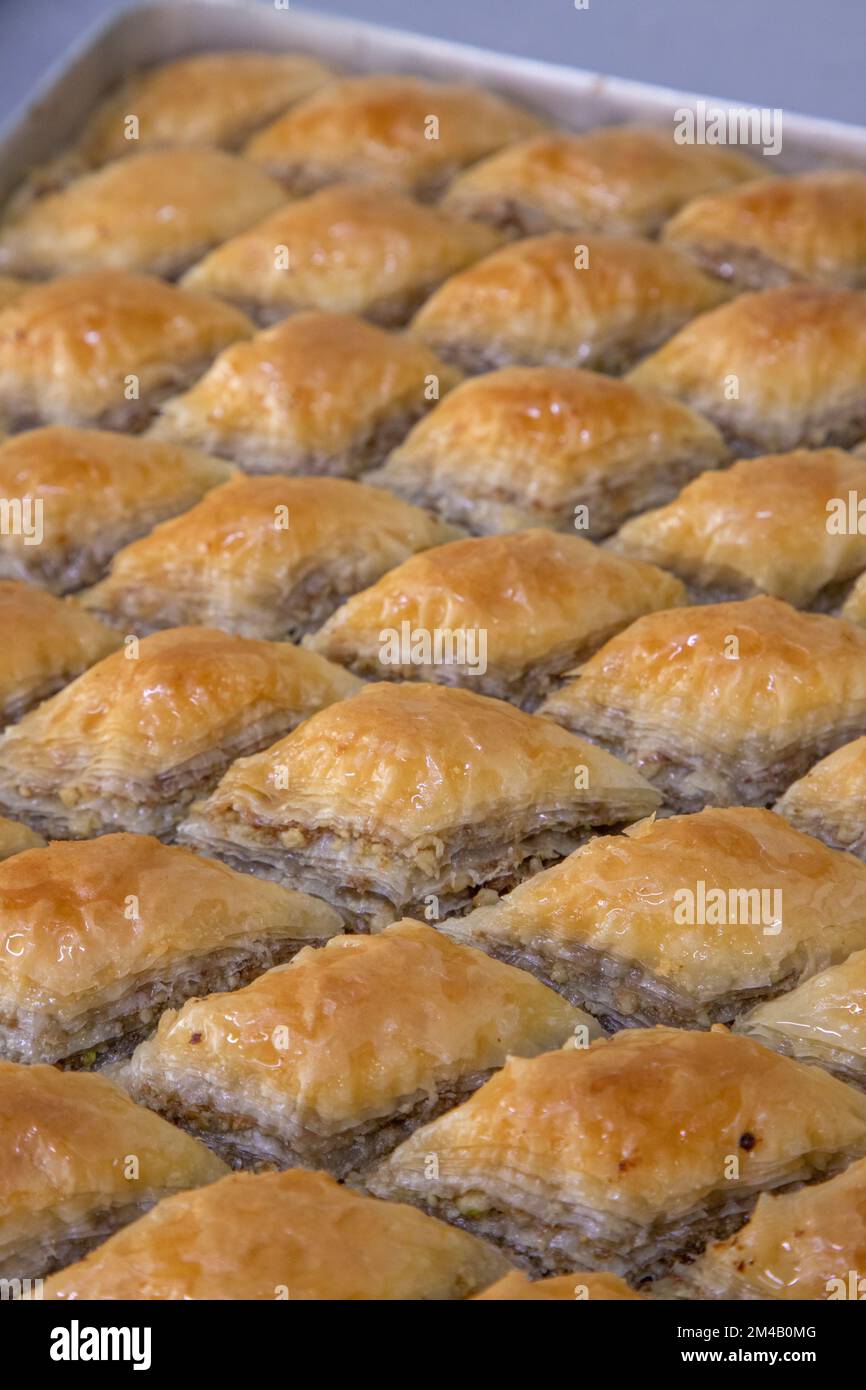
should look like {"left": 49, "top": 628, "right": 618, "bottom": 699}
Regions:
{"left": 1, "top": 0, "right": 865, "bottom": 205}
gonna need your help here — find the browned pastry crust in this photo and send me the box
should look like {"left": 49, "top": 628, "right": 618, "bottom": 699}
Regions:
{"left": 0, "top": 816, "right": 44, "bottom": 861}
{"left": 776, "top": 735, "right": 866, "bottom": 860}
{"left": 473, "top": 1270, "right": 643, "bottom": 1300}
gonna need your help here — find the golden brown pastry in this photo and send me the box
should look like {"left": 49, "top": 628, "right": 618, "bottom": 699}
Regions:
{"left": 0, "top": 581, "right": 121, "bottom": 728}
{"left": 148, "top": 311, "right": 462, "bottom": 475}
{"left": 611, "top": 448, "right": 866, "bottom": 608}
{"left": 80, "top": 474, "right": 460, "bottom": 639}
{"left": 0, "top": 150, "right": 286, "bottom": 280}
{"left": 663, "top": 170, "right": 866, "bottom": 290}
{"left": 0, "top": 816, "right": 44, "bottom": 861}
{"left": 540, "top": 596, "right": 866, "bottom": 811}
{"left": 0, "top": 426, "right": 232, "bottom": 592}
{"left": 775, "top": 735, "right": 866, "bottom": 859}
{"left": 367, "top": 1027, "right": 866, "bottom": 1281}
{"left": 368, "top": 366, "right": 728, "bottom": 537}
{"left": 446, "top": 807, "right": 866, "bottom": 1028}
{"left": 409, "top": 233, "right": 730, "bottom": 374}
{"left": 0, "top": 627, "right": 360, "bottom": 838}
{"left": 43, "top": 1168, "right": 510, "bottom": 1300}
{"left": 473, "top": 1270, "right": 643, "bottom": 1300}
{"left": 0, "top": 1059, "right": 226, "bottom": 1283}
{"left": 0, "top": 272, "right": 252, "bottom": 432}
{"left": 181, "top": 183, "right": 505, "bottom": 326}
{"left": 0, "top": 832, "right": 342, "bottom": 1067}
{"left": 0, "top": 275, "right": 24, "bottom": 309}
{"left": 627, "top": 285, "right": 866, "bottom": 454}
{"left": 670, "top": 1156, "right": 866, "bottom": 1300}
{"left": 244, "top": 74, "right": 544, "bottom": 198}
{"left": 443, "top": 125, "right": 762, "bottom": 237}
{"left": 305, "top": 530, "right": 685, "bottom": 708}
{"left": 119, "top": 920, "right": 595, "bottom": 1175}
{"left": 177, "top": 680, "right": 661, "bottom": 928}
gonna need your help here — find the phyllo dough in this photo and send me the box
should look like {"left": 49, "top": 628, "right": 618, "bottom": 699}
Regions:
{"left": 42, "top": 1168, "right": 510, "bottom": 1300}
{"left": 409, "top": 233, "right": 730, "bottom": 375}
{"left": 0, "top": 816, "right": 43, "bottom": 861}
{"left": 0, "top": 581, "right": 121, "bottom": 728}
{"left": 181, "top": 184, "right": 505, "bottom": 326}
{"left": 177, "top": 680, "right": 661, "bottom": 927}
{"left": 305, "top": 530, "right": 685, "bottom": 708}
{"left": 368, "top": 365, "right": 728, "bottom": 537}
{"left": 80, "top": 474, "right": 460, "bottom": 640}
{"left": 0, "top": 275, "right": 24, "bottom": 309}
{"left": 611, "top": 448, "right": 866, "bottom": 608}
{"left": 0, "top": 426, "right": 232, "bottom": 593}
{"left": 118, "top": 920, "right": 593, "bottom": 1176}
{"left": 0, "top": 627, "right": 361, "bottom": 838}
{"left": 243, "top": 75, "right": 544, "bottom": 198}
{"left": 367, "top": 1027, "right": 866, "bottom": 1282}
{"left": 842, "top": 568, "right": 866, "bottom": 623}
{"left": 446, "top": 807, "right": 866, "bottom": 1028}
{"left": 0, "top": 1059, "right": 226, "bottom": 1284}
{"left": 776, "top": 736, "right": 866, "bottom": 858}
{"left": 443, "top": 125, "right": 762, "bottom": 237}
{"left": 0, "top": 272, "right": 252, "bottom": 432}
{"left": 540, "top": 596, "right": 866, "bottom": 812}
{"left": 627, "top": 285, "right": 866, "bottom": 454}
{"left": 474, "top": 1270, "right": 643, "bottom": 1300}
{"left": 663, "top": 170, "right": 866, "bottom": 290}
{"left": 0, "top": 832, "right": 342, "bottom": 1068}
{"left": 148, "top": 310, "right": 462, "bottom": 475}
{"left": 669, "top": 1156, "right": 866, "bottom": 1300}
{"left": 0, "top": 150, "right": 286, "bottom": 280}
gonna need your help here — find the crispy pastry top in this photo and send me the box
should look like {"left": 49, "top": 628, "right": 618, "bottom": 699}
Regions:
{"left": 737, "top": 946, "right": 866, "bottom": 1060}
{"left": 0, "top": 580, "right": 121, "bottom": 712}
{"left": 0, "top": 816, "right": 44, "bottom": 861}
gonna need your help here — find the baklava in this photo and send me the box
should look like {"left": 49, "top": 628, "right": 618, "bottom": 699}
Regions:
{"left": 842, "top": 568, "right": 866, "bottom": 623}
{"left": 0, "top": 272, "right": 252, "bottom": 432}
{"left": 181, "top": 184, "right": 505, "bottom": 326}
{"left": 610, "top": 448, "right": 866, "bottom": 608}
{"left": 776, "top": 736, "right": 866, "bottom": 858}
{"left": 0, "top": 832, "right": 342, "bottom": 1068}
{"left": 42, "top": 1168, "right": 510, "bottom": 1301}
{"left": 0, "top": 627, "right": 360, "bottom": 838}
{"left": 474, "top": 1270, "right": 643, "bottom": 1300}
{"left": 663, "top": 169, "right": 866, "bottom": 290}
{"left": 0, "top": 581, "right": 121, "bottom": 728}
{"left": 177, "top": 680, "right": 660, "bottom": 927}
{"left": 305, "top": 529, "right": 685, "bottom": 708}
{"left": 0, "top": 816, "right": 44, "bottom": 861}
{"left": 368, "top": 1027, "right": 866, "bottom": 1282}
{"left": 443, "top": 125, "right": 762, "bottom": 237}
{"left": 0, "top": 1060, "right": 226, "bottom": 1283}
{"left": 118, "top": 920, "right": 593, "bottom": 1176}
{"left": 627, "top": 285, "right": 866, "bottom": 454}
{"left": 80, "top": 474, "right": 460, "bottom": 639}
{"left": 0, "top": 426, "right": 233, "bottom": 593}
{"left": 445, "top": 806, "right": 866, "bottom": 1028}
{"left": 368, "top": 365, "right": 728, "bottom": 538}
{"left": 540, "top": 596, "right": 866, "bottom": 811}
{"left": 148, "top": 311, "right": 462, "bottom": 475}
{"left": 244, "top": 74, "right": 544, "bottom": 198}
{"left": 409, "top": 233, "right": 730, "bottom": 374}
{"left": 0, "top": 275, "right": 24, "bottom": 309}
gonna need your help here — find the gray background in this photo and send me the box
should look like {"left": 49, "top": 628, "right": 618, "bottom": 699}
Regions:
{"left": 0, "top": 0, "right": 864, "bottom": 128}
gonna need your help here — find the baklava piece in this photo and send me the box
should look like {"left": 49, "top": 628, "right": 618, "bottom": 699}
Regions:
{"left": 443, "top": 125, "right": 761, "bottom": 237}
{"left": 0, "top": 581, "right": 120, "bottom": 728}
{"left": 474, "top": 1270, "right": 643, "bottom": 1300}
{"left": 627, "top": 285, "right": 866, "bottom": 454}
{"left": 368, "top": 366, "right": 728, "bottom": 538}
{"left": 0, "top": 275, "right": 24, "bottom": 309}
{"left": 244, "top": 75, "right": 544, "bottom": 198}
{"left": 0, "top": 426, "right": 232, "bottom": 592}
{"left": 306, "top": 529, "right": 685, "bottom": 708}
{"left": 367, "top": 1027, "right": 866, "bottom": 1282}
{"left": 843, "top": 569, "right": 866, "bottom": 623}
{"left": 611, "top": 448, "right": 866, "bottom": 608}
{"left": 0, "top": 816, "right": 43, "bottom": 861}
{"left": 776, "top": 736, "right": 866, "bottom": 857}
{"left": 446, "top": 807, "right": 866, "bottom": 1028}
{"left": 669, "top": 1156, "right": 866, "bottom": 1300}
{"left": 0, "top": 627, "right": 360, "bottom": 838}
{"left": 148, "top": 311, "right": 461, "bottom": 474}
{"left": 177, "top": 680, "right": 660, "bottom": 927}
{"left": 81, "top": 474, "right": 460, "bottom": 639}
{"left": 182, "top": 184, "right": 504, "bottom": 326}
{"left": 409, "top": 233, "right": 730, "bottom": 374}
{"left": 43, "top": 1168, "right": 510, "bottom": 1300}
{"left": 119, "top": 920, "right": 593, "bottom": 1175}
{"left": 0, "top": 1060, "right": 226, "bottom": 1284}
{"left": 663, "top": 169, "right": 866, "bottom": 290}
{"left": 540, "top": 596, "right": 866, "bottom": 811}
{"left": 0, "top": 272, "right": 252, "bottom": 432}
{"left": 0, "top": 832, "right": 342, "bottom": 1067}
